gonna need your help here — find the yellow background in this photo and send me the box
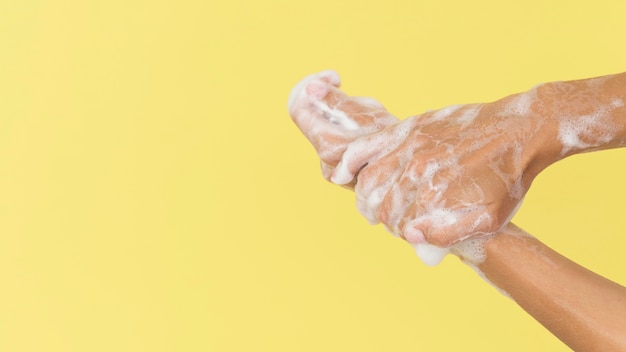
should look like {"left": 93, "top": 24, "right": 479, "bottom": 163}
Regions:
{"left": 1, "top": 0, "right": 625, "bottom": 351}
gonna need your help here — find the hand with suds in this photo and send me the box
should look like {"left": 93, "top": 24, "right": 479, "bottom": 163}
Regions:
{"left": 288, "top": 70, "right": 399, "bottom": 187}
{"left": 288, "top": 71, "right": 626, "bottom": 249}
{"left": 288, "top": 71, "right": 626, "bottom": 349}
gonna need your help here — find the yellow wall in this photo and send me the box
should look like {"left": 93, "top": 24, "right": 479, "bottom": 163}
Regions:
{"left": 1, "top": 0, "right": 625, "bottom": 351}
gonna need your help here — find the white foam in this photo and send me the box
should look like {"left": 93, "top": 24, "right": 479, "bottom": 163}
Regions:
{"left": 558, "top": 115, "right": 594, "bottom": 153}
{"left": 289, "top": 72, "right": 546, "bottom": 274}
{"left": 502, "top": 196, "right": 524, "bottom": 225}
{"left": 420, "top": 208, "right": 458, "bottom": 228}
{"left": 412, "top": 243, "right": 450, "bottom": 266}
{"left": 498, "top": 89, "right": 536, "bottom": 117}
{"left": 470, "top": 213, "right": 492, "bottom": 233}
{"left": 331, "top": 160, "right": 354, "bottom": 185}
{"left": 355, "top": 96, "right": 385, "bottom": 108}
{"left": 557, "top": 106, "right": 616, "bottom": 156}
{"left": 411, "top": 234, "right": 491, "bottom": 267}
{"left": 512, "top": 144, "right": 524, "bottom": 197}
{"left": 332, "top": 119, "right": 415, "bottom": 185}
{"left": 456, "top": 105, "right": 481, "bottom": 125}
{"left": 312, "top": 100, "right": 360, "bottom": 131}
{"left": 611, "top": 98, "right": 624, "bottom": 108}
{"left": 411, "top": 234, "right": 512, "bottom": 297}
{"left": 288, "top": 70, "right": 339, "bottom": 114}
{"left": 430, "top": 105, "right": 462, "bottom": 121}
{"left": 450, "top": 236, "right": 489, "bottom": 264}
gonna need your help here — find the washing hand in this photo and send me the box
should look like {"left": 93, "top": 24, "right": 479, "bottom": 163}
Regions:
{"left": 288, "top": 70, "right": 626, "bottom": 249}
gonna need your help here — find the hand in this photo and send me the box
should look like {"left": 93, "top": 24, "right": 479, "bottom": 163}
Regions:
{"left": 338, "top": 99, "right": 548, "bottom": 247}
{"left": 287, "top": 70, "right": 399, "bottom": 186}
{"left": 289, "top": 71, "right": 549, "bottom": 247}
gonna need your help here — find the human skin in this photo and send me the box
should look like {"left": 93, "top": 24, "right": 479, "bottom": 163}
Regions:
{"left": 288, "top": 71, "right": 626, "bottom": 247}
{"left": 473, "top": 224, "right": 626, "bottom": 351}
{"left": 288, "top": 70, "right": 626, "bottom": 349}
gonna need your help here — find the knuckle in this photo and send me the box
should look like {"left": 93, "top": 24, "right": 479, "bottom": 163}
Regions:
{"left": 424, "top": 229, "right": 455, "bottom": 248}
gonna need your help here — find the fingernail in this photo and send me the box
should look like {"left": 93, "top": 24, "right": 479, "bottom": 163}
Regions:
{"left": 405, "top": 226, "right": 426, "bottom": 244}
{"left": 305, "top": 81, "right": 328, "bottom": 100}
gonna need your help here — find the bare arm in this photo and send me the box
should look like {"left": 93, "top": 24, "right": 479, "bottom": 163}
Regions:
{"left": 464, "top": 224, "right": 626, "bottom": 351}
{"left": 289, "top": 71, "right": 626, "bottom": 249}
{"left": 288, "top": 72, "right": 626, "bottom": 348}
{"left": 289, "top": 71, "right": 626, "bottom": 349}
{"left": 525, "top": 72, "right": 626, "bottom": 173}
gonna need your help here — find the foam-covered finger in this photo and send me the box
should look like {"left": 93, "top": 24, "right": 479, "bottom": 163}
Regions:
{"left": 331, "top": 120, "right": 413, "bottom": 185}
{"left": 354, "top": 180, "right": 386, "bottom": 225}
{"left": 402, "top": 208, "right": 452, "bottom": 266}
{"left": 403, "top": 211, "right": 455, "bottom": 248}
{"left": 404, "top": 225, "right": 427, "bottom": 244}
{"left": 319, "top": 159, "right": 352, "bottom": 189}
{"left": 361, "top": 170, "right": 416, "bottom": 232}
{"left": 353, "top": 96, "right": 385, "bottom": 109}
{"left": 287, "top": 70, "right": 339, "bottom": 115}
{"left": 289, "top": 72, "right": 393, "bottom": 161}
{"left": 290, "top": 71, "right": 361, "bottom": 134}
{"left": 290, "top": 71, "right": 397, "bottom": 136}
{"left": 322, "top": 92, "right": 399, "bottom": 132}
{"left": 317, "top": 69, "right": 341, "bottom": 87}
{"left": 330, "top": 137, "right": 377, "bottom": 185}
{"left": 320, "top": 160, "right": 335, "bottom": 181}
{"left": 407, "top": 206, "right": 494, "bottom": 248}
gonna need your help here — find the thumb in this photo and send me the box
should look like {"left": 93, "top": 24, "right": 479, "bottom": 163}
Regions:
{"left": 404, "top": 211, "right": 460, "bottom": 248}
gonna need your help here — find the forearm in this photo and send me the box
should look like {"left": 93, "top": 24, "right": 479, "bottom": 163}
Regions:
{"left": 466, "top": 224, "right": 626, "bottom": 351}
{"left": 519, "top": 73, "right": 626, "bottom": 175}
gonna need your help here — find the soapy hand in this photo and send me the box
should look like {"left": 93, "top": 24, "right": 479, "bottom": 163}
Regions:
{"left": 287, "top": 70, "right": 399, "bottom": 186}
{"left": 339, "top": 101, "right": 545, "bottom": 247}
{"left": 288, "top": 71, "right": 548, "bottom": 248}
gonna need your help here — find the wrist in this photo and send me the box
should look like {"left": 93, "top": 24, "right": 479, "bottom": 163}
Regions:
{"left": 484, "top": 88, "right": 562, "bottom": 183}
{"left": 523, "top": 98, "right": 563, "bottom": 180}
{"left": 531, "top": 75, "right": 626, "bottom": 160}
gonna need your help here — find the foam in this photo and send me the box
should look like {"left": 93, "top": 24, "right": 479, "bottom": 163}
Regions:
{"left": 408, "top": 193, "right": 525, "bottom": 266}
{"left": 411, "top": 238, "right": 510, "bottom": 296}
{"left": 450, "top": 236, "right": 489, "bottom": 264}
{"left": 312, "top": 99, "right": 360, "bottom": 131}
{"left": 508, "top": 144, "right": 525, "bottom": 198}
{"left": 429, "top": 104, "right": 462, "bottom": 121}
{"left": 289, "top": 71, "right": 537, "bottom": 270}
{"left": 410, "top": 234, "right": 489, "bottom": 267}
{"left": 412, "top": 244, "right": 450, "bottom": 266}
{"left": 287, "top": 70, "right": 340, "bottom": 115}
{"left": 354, "top": 96, "right": 385, "bottom": 108}
{"left": 293, "top": 72, "right": 360, "bottom": 131}
{"left": 406, "top": 209, "right": 483, "bottom": 265}
{"left": 557, "top": 105, "right": 617, "bottom": 156}
{"left": 497, "top": 89, "right": 536, "bottom": 117}
{"left": 332, "top": 119, "right": 415, "bottom": 185}
{"left": 419, "top": 208, "right": 458, "bottom": 228}
{"left": 456, "top": 104, "right": 482, "bottom": 125}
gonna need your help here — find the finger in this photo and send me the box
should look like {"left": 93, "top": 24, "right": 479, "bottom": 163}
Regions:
{"left": 320, "top": 160, "right": 335, "bottom": 182}
{"left": 364, "top": 169, "right": 417, "bottom": 232}
{"left": 331, "top": 121, "right": 415, "bottom": 185}
{"left": 288, "top": 70, "right": 340, "bottom": 116}
{"left": 331, "top": 135, "right": 382, "bottom": 185}
{"left": 288, "top": 71, "right": 352, "bottom": 147}
{"left": 404, "top": 205, "right": 494, "bottom": 248}
{"left": 288, "top": 71, "right": 398, "bottom": 167}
